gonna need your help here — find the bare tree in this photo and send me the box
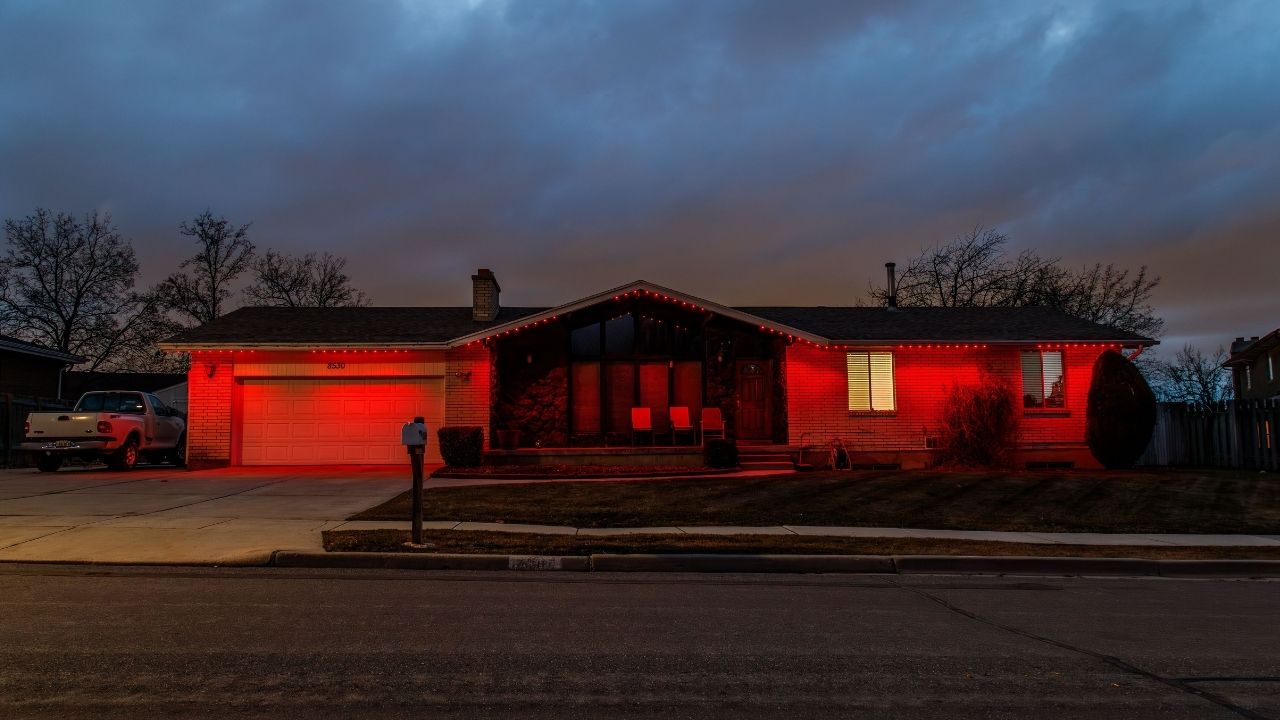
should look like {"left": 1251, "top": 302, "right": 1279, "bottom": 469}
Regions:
{"left": 870, "top": 227, "right": 1059, "bottom": 308}
{"left": 0, "top": 208, "right": 179, "bottom": 371}
{"left": 156, "top": 210, "right": 255, "bottom": 326}
{"left": 869, "top": 226, "right": 1163, "bottom": 336}
{"left": 1037, "top": 263, "right": 1164, "bottom": 338}
{"left": 244, "top": 251, "right": 370, "bottom": 307}
{"left": 1148, "top": 345, "right": 1233, "bottom": 406}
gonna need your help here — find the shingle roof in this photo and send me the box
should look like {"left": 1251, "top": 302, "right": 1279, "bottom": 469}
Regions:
{"left": 0, "top": 334, "right": 85, "bottom": 363}
{"left": 162, "top": 303, "right": 1154, "bottom": 347}
{"left": 1225, "top": 328, "right": 1280, "bottom": 366}
{"left": 736, "top": 306, "right": 1154, "bottom": 344}
{"left": 161, "top": 306, "right": 549, "bottom": 346}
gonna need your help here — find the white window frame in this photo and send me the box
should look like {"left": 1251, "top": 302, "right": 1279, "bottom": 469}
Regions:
{"left": 846, "top": 351, "right": 895, "bottom": 413}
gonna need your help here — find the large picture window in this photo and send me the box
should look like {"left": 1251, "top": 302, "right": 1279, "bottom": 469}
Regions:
{"left": 847, "top": 351, "right": 895, "bottom": 412}
{"left": 1022, "top": 350, "right": 1065, "bottom": 409}
{"left": 568, "top": 312, "right": 705, "bottom": 438}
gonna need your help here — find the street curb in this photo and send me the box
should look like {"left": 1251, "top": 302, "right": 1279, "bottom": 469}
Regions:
{"left": 1155, "top": 559, "right": 1280, "bottom": 578}
{"left": 892, "top": 555, "right": 1162, "bottom": 576}
{"left": 268, "top": 551, "right": 1280, "bottom": 577}
{"left": 272, "top": 551, "right": 589, "bottom": 571}
{"left": 589, "top": 553, "right": 895, "bottom": 573}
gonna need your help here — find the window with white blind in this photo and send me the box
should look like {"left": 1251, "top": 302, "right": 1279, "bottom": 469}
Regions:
{"left": 1021, "top": 350, "right": 1065, "bottom": 409}
{"left": 847, "top": 351, "right": 895, "bottom": 412}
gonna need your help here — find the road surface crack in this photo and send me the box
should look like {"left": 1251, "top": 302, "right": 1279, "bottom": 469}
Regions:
{"left": 890, "top": 579, "right": 1273, "bottom": 720}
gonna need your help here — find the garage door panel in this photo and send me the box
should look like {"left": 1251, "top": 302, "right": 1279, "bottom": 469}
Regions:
{"left": 240, "top": 378, "right": 445, "bottom": 465}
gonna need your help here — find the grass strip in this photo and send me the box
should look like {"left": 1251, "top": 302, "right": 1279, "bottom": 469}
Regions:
{"left": 351, "top": 469, "right": 1280, "bottom": 535}
{"left": 323, "top": 529, "right": 1280, "bottom": 560}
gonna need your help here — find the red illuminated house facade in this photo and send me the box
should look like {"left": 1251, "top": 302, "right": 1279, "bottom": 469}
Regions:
{"left": 161, "top": 269, "right": 1155, "bottom": 469}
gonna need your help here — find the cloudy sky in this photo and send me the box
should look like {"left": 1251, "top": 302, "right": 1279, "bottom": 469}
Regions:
{"left": 2, "top": 0, "right": 1277, "bottom": 352}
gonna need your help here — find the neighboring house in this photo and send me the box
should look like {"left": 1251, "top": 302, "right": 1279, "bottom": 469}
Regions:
{"left": 1226, "top": 330, "right": 1280, "bottom": 400}
{"left": 0, "top": 334, "right": 83, "bottom": 398}
{"left": 160, "top": 269, "right": 1156, "bottom": 469}
{"left": 62, "top": 372, "right": 189, "bottom": 414}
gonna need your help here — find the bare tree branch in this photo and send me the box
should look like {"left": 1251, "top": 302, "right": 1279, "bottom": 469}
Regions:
{"left": 0, "top": 208, "right": 184, "bottom": 372}
{"left": 868, "top": 225, "right": 1164, "bottom": 336}
{"left": 243, "top": 251, "right": 370, "bottom": 308}
{"left": 1146, "top": 345, "right": 1233, "bottom": 406}
{"left": 155, "top": 210, "right": 255, "bottom": 326}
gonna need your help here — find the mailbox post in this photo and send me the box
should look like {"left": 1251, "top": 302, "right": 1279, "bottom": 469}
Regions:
{"left": 401, "top": 416, "right": 428, "bottom": 544}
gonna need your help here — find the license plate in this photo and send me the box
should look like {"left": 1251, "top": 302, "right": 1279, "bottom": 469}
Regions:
{"left": 53, "top": 441, "right": 73, "bottom": 449}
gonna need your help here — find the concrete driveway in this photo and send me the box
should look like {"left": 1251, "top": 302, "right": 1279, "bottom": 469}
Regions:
{"left": 0, "top": 465, "right": 421, "bottom": 564}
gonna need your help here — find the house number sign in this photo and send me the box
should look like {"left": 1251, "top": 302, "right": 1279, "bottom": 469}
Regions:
{"left": 326, "top": 362, "right": 347, "bottom": 370}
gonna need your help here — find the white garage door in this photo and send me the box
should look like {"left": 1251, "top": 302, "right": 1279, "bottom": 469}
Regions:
{"left": 240, "top": 378, "right": 445, "bottom": 465}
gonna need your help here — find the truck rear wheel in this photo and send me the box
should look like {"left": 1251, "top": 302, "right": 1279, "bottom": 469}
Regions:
{"left": 34, "top": 454, "right": 63, "bottom": 473}
{"left": 108, "top": 438, "right": 140, "bottom": 471}
{"left": 172, "top": 433, "right": 187, "bottom": 468}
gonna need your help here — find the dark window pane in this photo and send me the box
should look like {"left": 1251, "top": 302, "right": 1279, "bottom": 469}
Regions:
{"left": 1043, "top": 351, "right": 1065, "bottom": 408}
{"left": 571, "top": 323, "right": 601, "bottom": 357}
{"left": 673, "top": 361, "right": 703, "bottom": 417}
{"left": 571, "top": 362, "right": 601, "bottom": 433}
{"left": 604, "top": 314, "right": 634, "bottom": 356}
{"left": 1021, "top": 352, "right": 1045, "bottom": 408}
{"left": 639, "top": 362, "right": 670, "bottom": 433}
{"left": 604, "top": 363, "right": 635, "bottom": 432}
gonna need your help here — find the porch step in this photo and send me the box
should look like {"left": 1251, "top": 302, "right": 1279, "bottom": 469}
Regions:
{"left": 740, "top": 461, "right": 795, "bottom": 471}
{"left": 738, "top": 449, "right": 794, "bottom": 471}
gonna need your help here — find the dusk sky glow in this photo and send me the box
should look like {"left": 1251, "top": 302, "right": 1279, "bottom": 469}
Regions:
{"left": 2, "top": 0, "right": 1278, "bottom": 354}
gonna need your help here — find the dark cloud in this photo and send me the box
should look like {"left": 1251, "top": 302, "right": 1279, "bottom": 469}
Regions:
{"left": 1, "top": 0, "right": 1277, "bottom": 352}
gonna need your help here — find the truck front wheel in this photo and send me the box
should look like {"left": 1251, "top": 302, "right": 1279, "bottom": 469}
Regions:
{"left": 34, "top": 454, "right": 63, "bottom": 473}
{"left": 109, "top": 438, "right": 140, "bottom": 471}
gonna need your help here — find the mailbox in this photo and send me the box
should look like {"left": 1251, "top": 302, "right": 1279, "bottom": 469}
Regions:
{"left": 401, "top": 418, "right": 427, "bottom": 447}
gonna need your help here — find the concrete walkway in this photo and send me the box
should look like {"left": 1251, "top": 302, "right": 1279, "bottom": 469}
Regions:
{"left": 331, "top": 519, "right": 1280, "bottom": 547}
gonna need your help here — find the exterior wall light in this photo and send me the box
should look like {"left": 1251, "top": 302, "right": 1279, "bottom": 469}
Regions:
{"left": 205, "top": 361, "right": 217, "bottom": 379}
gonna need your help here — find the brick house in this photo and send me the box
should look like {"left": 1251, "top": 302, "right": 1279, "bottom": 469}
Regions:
{"left": 160, "top": 269, "right": 1155, "bottom": 469}
{"left": 1226, "top": 330, "right": 1280, "bottom": 400}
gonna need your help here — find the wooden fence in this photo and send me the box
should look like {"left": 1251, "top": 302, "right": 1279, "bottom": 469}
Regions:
{"left": 2, "top": 394, "right": 73, "bottom": 468}
{"left": 1140, "top": 399, "right": 1279, "bottom": 470}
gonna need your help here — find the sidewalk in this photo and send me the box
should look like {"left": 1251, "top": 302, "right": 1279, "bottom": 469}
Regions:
{"left": 329, "top": 520, "right": 1280, "bottom": 547}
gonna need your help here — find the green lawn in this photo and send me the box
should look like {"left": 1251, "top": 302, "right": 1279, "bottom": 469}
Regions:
{"left": 322, "top": 529, "right": 1280, "bottom": 559}
{"left": 351, "top": 469, "right": 1280, "bottom": 534}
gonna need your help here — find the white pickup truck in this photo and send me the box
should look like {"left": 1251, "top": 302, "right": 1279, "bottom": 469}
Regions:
{"left": 22, "top": 391, "right": 187, "bottom": 472}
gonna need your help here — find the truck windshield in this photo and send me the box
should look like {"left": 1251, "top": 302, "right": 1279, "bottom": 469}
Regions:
{"left": 77, "top": 393, "right": 147, "bottom": 414}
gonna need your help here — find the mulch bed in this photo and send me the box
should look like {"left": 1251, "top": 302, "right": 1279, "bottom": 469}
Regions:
{"left": 323, "top": 529, "right": 1280, "bottom": 560}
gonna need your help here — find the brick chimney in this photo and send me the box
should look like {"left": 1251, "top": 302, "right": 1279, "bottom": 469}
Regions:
{"left": 472, "top": 268, "right": 500, "bottom": 322}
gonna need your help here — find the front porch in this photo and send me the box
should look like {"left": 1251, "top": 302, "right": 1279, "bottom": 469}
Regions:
{"left": 486, "top": 289, "right": 791, "bottom": 454}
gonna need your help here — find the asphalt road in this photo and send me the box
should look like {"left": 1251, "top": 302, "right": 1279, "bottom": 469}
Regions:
{"left": 0, "top": 565, "right": 1276, "bottom": 719}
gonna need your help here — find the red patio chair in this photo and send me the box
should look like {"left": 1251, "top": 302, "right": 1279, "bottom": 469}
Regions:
{"left": 700, "top": 407, "right": 725, "bottom": 445}
{"left": 631, "top": 407, "right": 654, "bottom": 446}
{"left": 669, "top": 406, "right": 694, "bottom": 445}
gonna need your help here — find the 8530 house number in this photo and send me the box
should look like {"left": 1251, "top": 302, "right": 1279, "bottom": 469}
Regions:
{"left": 326, "top": 362, "right": 346, "bottom": 370}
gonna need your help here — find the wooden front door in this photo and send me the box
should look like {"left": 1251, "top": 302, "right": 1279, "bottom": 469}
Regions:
{"left": 735, "top": 361, "right": 771, "bottom": 440}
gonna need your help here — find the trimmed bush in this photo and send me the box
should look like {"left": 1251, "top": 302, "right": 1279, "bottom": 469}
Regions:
{"left": 704, "top": 439, "right": 739, "bottom": 468}
{"left": 437, "top": 426, "right": 485, "bottom": 467}
{"left": 937, "top": 377, "right": 1019, "bottom": 468}
{"left": 1086, "top": 350, "right": 1157, "bottom": 469}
